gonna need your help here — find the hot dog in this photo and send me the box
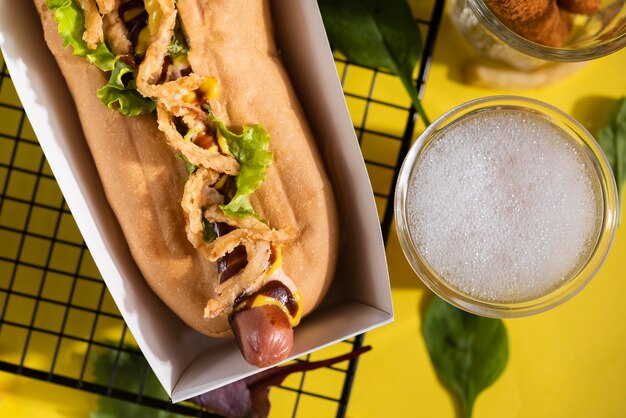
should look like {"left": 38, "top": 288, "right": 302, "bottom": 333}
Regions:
{"left": 35, "top": 0, "right": 338, "bottom": 367}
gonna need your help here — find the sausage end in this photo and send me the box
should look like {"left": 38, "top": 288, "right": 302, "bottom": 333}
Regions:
{"left": 230, "top": 304, "right": 294, "bottom": 367}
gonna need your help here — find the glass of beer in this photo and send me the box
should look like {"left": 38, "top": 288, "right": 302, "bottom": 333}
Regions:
{"left": 395, "top": 96, "right": 618, "bottom": 317}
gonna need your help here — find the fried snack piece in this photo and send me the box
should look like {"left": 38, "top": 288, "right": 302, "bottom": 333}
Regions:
{"left": 558, "top": 0, "right": 600, "bottom": 15}
{"left": 484, "top": 0, "right": 571, "bottom": 47}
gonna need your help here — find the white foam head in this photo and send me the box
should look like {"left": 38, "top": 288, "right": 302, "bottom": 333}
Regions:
{"left": 406, "top": 109, "right": 602, "bottom": 303}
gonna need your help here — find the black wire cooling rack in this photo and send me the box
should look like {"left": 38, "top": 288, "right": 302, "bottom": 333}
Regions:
{"left": 0, "top": 1, "right": 444, "bottom": 416}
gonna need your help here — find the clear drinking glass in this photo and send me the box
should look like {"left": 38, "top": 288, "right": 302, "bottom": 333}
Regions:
{"left": 394, "top": 96, "right": 618, "bottom": 317}
{"left": 449, "top": 0, "right": 626, "bottom": 70}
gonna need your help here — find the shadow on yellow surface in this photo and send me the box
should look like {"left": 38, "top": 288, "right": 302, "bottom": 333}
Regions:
{"left": 571, "top": 95, "right": 618, "bottom": 136}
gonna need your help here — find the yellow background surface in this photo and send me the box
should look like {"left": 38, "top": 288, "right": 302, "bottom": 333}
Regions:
{"left": 347, "top": 4, "right": 626, "bottom": 418}
{"left": 1, "top": 1, "right": 626, "bottom": 417}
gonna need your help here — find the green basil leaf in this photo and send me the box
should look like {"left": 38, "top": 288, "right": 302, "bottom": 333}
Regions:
{"left": 598, "top": 97, "right": 626, "bottom": 224}
{"left": 319, "top": 0, "right": 430, "bottom": 125}
{"left": 96, "top": 59, "right": 156, "bottom": 116}
{"left": 46, "top": 0, "right": 116, "bottom": 71}
{"left": 210, "top": 115, "right": 273, "bottom": 219}
{"left": 423, "top": 297, "right": 508, "bottom": 418}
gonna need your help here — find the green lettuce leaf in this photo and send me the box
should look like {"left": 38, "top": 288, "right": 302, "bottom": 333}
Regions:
{"left": 210, "top": 116, "right": 273, "bottom": 218}
{"left": 46, "top": 0, "right": 116, "bottom": 71}
{"left": 46, "top": 0, "right": 155, "bottom": 116}
{"left": 97, "top": 60, "right": 157, "bottom": 116}
{"left": 176, "top": 152, "right": 198, "bottom": 175}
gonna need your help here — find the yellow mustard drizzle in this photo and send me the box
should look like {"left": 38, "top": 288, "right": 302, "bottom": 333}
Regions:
{"left": 248, "top": 291, "right": 302, "bottom": 327}
{"left": 241, "top": 247, "right": 302, "bottom": 327}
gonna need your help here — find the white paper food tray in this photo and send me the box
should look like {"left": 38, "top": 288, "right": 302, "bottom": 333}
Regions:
{"left": 0, "top": 0, "right": 393, "bottom": 402}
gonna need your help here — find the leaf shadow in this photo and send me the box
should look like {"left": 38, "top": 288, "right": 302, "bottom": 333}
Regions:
{"left": 388, "top": 222, "right": 428, "bottom": 289}
{"left": 418, "top": 290, "right": 432, "bottom": 319}
{"left": 418, "top": 293, "right": 466, "bottom": 418}
{"left": 570, "top": 95, "right": 618, "bottom": 136}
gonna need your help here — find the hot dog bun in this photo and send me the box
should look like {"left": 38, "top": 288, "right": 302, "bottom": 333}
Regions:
{"left": 35, "top": 0, "right": 339, "bottom": 337}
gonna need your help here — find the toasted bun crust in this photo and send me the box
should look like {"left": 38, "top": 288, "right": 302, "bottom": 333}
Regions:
{"left": 35, "top": 0, "right": 338, "bottom": 337}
